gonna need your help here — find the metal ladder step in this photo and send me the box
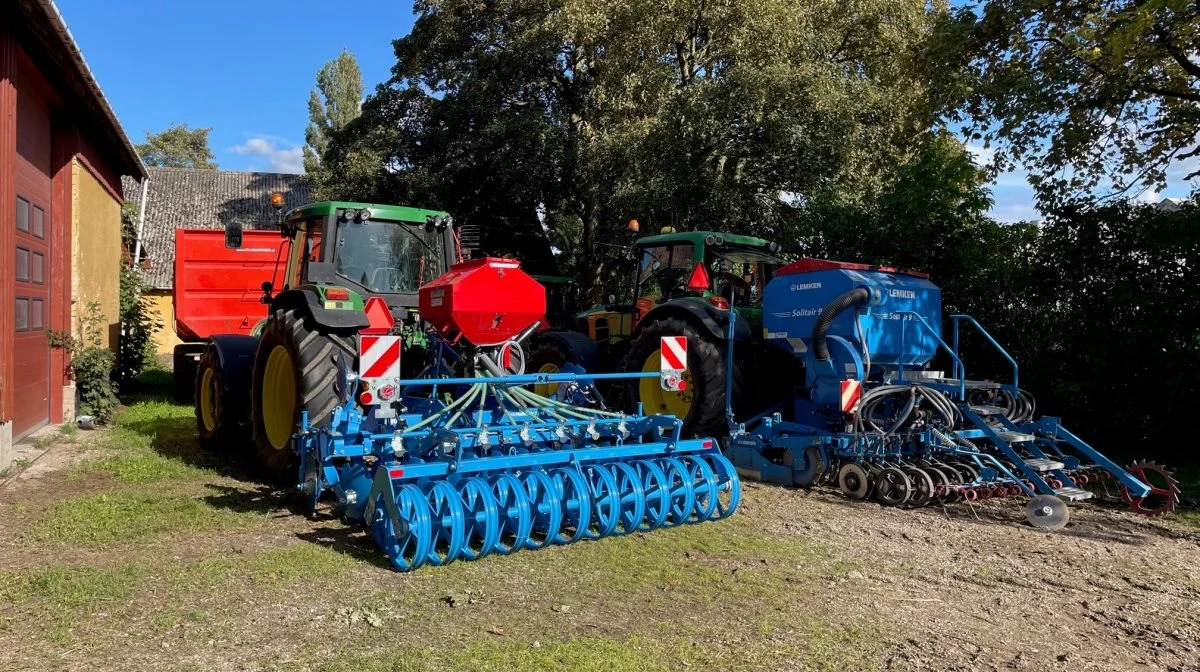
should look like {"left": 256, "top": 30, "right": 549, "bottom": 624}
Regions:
{"left": 969, "top": 405, "right": 1006, "bottom": 416}
{"left": 1023, "top": 457, "right": 1065, "bottom": 472}
{"left": 997, "top": 431, "right": 1036, "bottom": 443}
{"left": 1055, "top": 487, "right": 1094, "bottom": 502}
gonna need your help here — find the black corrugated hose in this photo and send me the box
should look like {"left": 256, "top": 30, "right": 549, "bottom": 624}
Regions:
{"left": 812, "top": 287, "right": 871, "bottom": 361}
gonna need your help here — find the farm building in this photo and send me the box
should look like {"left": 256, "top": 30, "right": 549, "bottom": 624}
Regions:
{"left": 0, "top": 0, "right": 146, "bottom": 461}
{"left": 121, "top": 167, "right": 311, "bottom": 357}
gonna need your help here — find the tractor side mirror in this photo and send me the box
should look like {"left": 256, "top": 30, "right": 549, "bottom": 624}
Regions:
{"left": 224, "top": 221, "right": 243, "bottom": 249}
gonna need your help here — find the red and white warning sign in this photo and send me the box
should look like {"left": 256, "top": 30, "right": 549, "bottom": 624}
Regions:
{"left": 660, "top": 336, "right": 688, "bottom": 392}
{"left": 359, "top": 334, "right": 401, "bottom": 380}
{"left": 840, "top": 379, "right": 862, "bottom": 413}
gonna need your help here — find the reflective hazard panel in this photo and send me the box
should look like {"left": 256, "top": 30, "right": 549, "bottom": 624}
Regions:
{"left": 359, "top": 335, "right": 401, "bottom": 380}
{"left": 840, "top": 379, "right": 863, "bottom": 413}
{"left": 660, "top": 336, "right": 687, "bottom": 392}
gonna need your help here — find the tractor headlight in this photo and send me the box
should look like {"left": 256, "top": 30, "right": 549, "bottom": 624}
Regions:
{"left": 356, "top": 207, "right": 372, "bottom": 223}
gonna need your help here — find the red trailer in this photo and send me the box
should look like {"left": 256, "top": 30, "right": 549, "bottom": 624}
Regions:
{"left": 171, "top": 228, "right": 286, "bottom": 401}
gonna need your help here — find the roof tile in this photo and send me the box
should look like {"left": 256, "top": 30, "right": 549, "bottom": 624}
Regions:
{"left": 122, "top": 167, "right": 312, "bottom": 289}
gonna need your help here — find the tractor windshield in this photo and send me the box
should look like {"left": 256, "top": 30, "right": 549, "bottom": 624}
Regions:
{"left": 707, "top": 246, "right": 782, "bottom": 307}
{"left": 333, "top": 220, "right": 444, "bottom": 294}
{"left": 636, "top": 243, "right": 695, "bottom": 302}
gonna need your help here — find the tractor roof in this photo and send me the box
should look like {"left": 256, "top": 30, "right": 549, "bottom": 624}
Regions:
{"left": 634, "top": 230, "right": 772, "bottom": 248}
{"left": 284, "top": 201, "right": 451, "bottom": 224}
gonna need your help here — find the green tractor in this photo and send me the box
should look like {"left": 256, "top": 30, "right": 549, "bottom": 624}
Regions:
{"left": 527, "top": 229, "right": 786, "bottom": 437}
{"left": 194, "top": 201, "right": 456, "bottom": 480}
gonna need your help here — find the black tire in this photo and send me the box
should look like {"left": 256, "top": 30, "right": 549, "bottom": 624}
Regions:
{"left": 250, "top": 309, "right": 352, "bottom": 483}
{"left": 624, "top": 317, "right": 741, "bottom": 438}
{"left": 194, "top": 344, "right": 249, "bottom": 451}
{"left": 173, "top": 344, "right": 204, "bottom": 403}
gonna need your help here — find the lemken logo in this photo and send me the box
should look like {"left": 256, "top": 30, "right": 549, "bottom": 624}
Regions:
{"left": 791, "top": 282, "right": 822, "bottom": 291}
{"left": 888, "top": 288, "right": 917, "bottom": 300}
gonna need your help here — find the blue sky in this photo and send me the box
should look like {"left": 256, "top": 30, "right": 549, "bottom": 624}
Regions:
{"left": 57, "top": 1, "right": 1194, "bottom": 222}
{"left": 57, "top": 0, "right": 415, "bottom": 175}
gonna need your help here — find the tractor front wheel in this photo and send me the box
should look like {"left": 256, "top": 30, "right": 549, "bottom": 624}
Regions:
{"left": 250, "top": 309, "right": 351, "bottom": 483}
{"left": 625, "top": 317, "right": 739, "bottom": 438}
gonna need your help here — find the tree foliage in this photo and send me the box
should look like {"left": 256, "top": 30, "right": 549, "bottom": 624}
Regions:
{"left": 937, "top": 0, "right": 1200, "bottom": 204}
{"left": 136, "top": 123, "right": 217, "bottom": 169}
{"left": 320, "top": 0, "right": 940, "bottom": 287}
{"left": 304, "top": 50, "right": 364, "bottom": 178}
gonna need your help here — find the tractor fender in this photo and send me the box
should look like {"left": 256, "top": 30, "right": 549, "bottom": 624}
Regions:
{"left": 268, "top": 288, "right": 369, "bottom": 332}
{"left": 529, "top": 330, "right": 605, "bottom": 372}
{"left": 205, "top": 334, "right": 260, "bottom": 396}
{"left": 635, "top": 301, "right": 752, "bottom": 343}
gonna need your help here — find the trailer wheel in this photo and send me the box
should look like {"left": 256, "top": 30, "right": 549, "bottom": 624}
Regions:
{"left": 251, "top": 309, "right": 350, "bottom": 482}
{"left": 625, "top": 317, "right": 740, "bottom": 438}
{"left": 195, "top": 345, "right": 247, "bottom": 450}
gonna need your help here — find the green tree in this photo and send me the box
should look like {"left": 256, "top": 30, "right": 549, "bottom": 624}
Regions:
{"left": 936, "top": 0, "right": 1200, "bottom": 205}
{"left": 136, "top": 123, "right": 217, "bottom": 169}
{"left": 322, "top": 0, "right": 941, "bottom": 291}
{"left": 303, "top": 50, "right": 364, "bottom": 178}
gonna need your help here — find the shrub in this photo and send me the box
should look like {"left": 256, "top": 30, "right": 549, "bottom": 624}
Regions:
{"left": 48, "top": 302, "right": 118, "bottom": 423}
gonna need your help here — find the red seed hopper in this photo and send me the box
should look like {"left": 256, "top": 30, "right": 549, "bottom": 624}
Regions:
{"left": 419, "top": 257, "right": 547, "bottom": 345}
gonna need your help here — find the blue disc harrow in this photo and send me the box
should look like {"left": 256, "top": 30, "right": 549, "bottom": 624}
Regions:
{"left": 295, "top": 365, "right": 740, "bottom": 571}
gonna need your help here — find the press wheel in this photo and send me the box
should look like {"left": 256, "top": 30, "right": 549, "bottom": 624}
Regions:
{"left": 838, "top": 463, "right": 871, "bottom": 500}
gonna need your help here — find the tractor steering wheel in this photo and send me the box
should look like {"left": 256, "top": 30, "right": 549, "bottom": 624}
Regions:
{"left": 368, "top": 267, "right": 404, "bottom": 293}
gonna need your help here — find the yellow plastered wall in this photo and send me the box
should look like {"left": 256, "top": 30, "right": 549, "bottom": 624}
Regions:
{"left": 71, "top": 160, "right": 122, "bottom": 350}
{"left": 145, "top": 290, "right": 182, "bottom": 356}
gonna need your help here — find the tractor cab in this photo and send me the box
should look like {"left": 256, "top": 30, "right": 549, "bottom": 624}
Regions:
{"left": 225, "top": 200, "right": 458, "bottom": 320}
{"left": 575, "top": 230, "right": 783, "bottom": 345}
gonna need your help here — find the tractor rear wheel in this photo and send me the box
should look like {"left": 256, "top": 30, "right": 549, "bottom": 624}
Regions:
{"left": 195, "top": 344, "right": 247, "bottom": 451}
{"left": 625, "top": 317, "right": 739, "bottom": 438}
{"left": 251, "top": 309, "right": 352, "bottom": 483}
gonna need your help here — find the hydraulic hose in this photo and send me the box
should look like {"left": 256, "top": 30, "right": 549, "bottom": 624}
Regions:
{"left": 812, "top": 287, "right": 871, "bottom": 361}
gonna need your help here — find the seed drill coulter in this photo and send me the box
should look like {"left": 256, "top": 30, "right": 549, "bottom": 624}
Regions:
{"left": 721, "top": 259, "right": 1178, "bottom": 528}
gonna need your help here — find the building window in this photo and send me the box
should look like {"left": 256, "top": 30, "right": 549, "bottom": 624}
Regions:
{"left": 33, "top": 205, "right": 45, "bottom": 238}
{"left": 15, "top": 247, "right": 29, "bottom": 281}
{"left": 16, "top": 197, "right": 29, "bottom": 233}
{"left": 15, "top": 297, "right": 29, "bottom": 331}
{"left": 31, "top": 252, "right": 44, "bottom": 284}
{"left": 30, "top": 299, "right": 44, "bottom": 330}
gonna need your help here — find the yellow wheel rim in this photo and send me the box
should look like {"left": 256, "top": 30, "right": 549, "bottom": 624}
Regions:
{"left": 534, "top": 362, "right": 561, "bottom": 397}
{"left": 199, "top": 367, "right": 217, "bottom": 432}
{"left": 638, "top": 350, "right": 694, "bottom": 419}
{"left": 262, "top": 345, "right": 298, "bottom": 450}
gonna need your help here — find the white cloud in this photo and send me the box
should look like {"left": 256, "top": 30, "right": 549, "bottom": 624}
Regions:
{"left": 966, "top": 142, "right": 995, "bottom": 167}
{"left": 1134, "top": 188, "right": 1161, "bottom": 204}
{"left": 989, "top": 202, "right": 1043, "bottom": 223}
{"left": 231, "top": 137, "right": 305, "bottom": 174}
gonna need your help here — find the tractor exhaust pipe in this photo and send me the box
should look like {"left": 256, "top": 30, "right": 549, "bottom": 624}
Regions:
{"left": 812, "top": 287, "right": 871, "bottom": 361}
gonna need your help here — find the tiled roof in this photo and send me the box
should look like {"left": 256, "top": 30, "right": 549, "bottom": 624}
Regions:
{"left": 122, "top": 167, "right": 312, "bottom": 289}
